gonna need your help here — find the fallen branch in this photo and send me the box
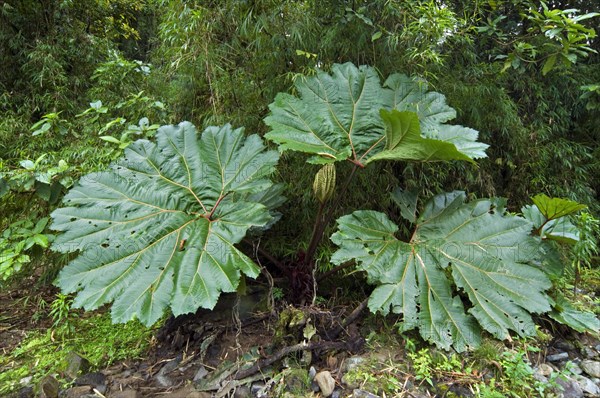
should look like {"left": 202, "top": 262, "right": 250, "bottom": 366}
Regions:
{"left": 325, "top": 298, "right": 369, "bottom": 340}
{"left": 233, "top": 340, "right": 348, "bottom": 380}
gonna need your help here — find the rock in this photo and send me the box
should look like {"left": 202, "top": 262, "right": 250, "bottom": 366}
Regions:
{"left": 580, "top": 360, "right": 600, "bottom": 378}
{"left": 556, "top": 341, "right": 576, "bottom": 351}
{"left": 556, "top": 376, "right": 584, "bottom": 398}
{"left": 233, "top": 385, "right": 251, "bottom": 398}
{"left": 185, "top": 392, "right": 212, "bottom": 398}
{"left": 19, "top": 376, "right": 33, "bottom": 386}
{"left": 341, "top": 373, "right": 359, "bottom": 390}
{"left": 352, "top": 389, "right": 381, "bottom": 398}
{"left": 155, "top": 358, "right": 182, "bottom": 387}
{"left": 308, "top": 366, "right": 317, "bottom": 379}
{"left": 161, "top": 355, "right": 183, "bottom": 374}
{"left": 344, "top": 356, "right": 366, "bottom": 372}
{"left": 537, "top": 363, "right": 555, "bottom": 377}
{"left": 284, "top": 368, "right": 309, "bottom": 393}
{"left": 65, "top": 386, "right": 92, "bottom": 398}
{"left": 251, "top": 381, "right": 266, "bottom": 397}
{"left": 111, "top": 389, "right": 139, "bottom": 398}
{"left": 38, "top": 375, "right": 59, "bottom": 398}
{"left": 74, "top": 372, "right": 106, "bottom": 388}
{"left": 547, "top": 352, "right": 570, "bottom": 362}
{"left": 595, "top": 345, "right": 600, "bottom": 352}
{"left": 192, "top": 366, "right": 209, "bottom": 382}
{"left": 65, "top": 352, "right": 91, "bottom": 379}
{"left": 331, "top": 389, "right": 342, "bottom": 398}
{"left": 314, "top": 371, "right": 336, "bottom": 397}
{"left": 575, "top": 375, "right": 600, "bottom": 396}
{"left": 567, "top": 362, "right": 583, "bottom": 375}
{"left": 155, "top": 372, "right": 174, "bottom": 387}
{"left": 582, "top": 346, "right": 598, "bottom": 359}
{"left": 5, "top": 386, "right": 34, "bottom": 398}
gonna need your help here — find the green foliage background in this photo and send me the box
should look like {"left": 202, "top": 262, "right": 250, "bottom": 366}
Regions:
{"left": 1, "top": 0, "right": 599, "bottom": 291}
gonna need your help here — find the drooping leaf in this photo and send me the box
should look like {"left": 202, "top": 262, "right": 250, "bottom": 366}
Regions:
{"left": 391, "top": 187, "right": 418, "bottom": 224}
{"left": 51, "top": 122, "right": 280, "bottom": 326}
{"left": 531, "top": 194, "right": 586, "bottom": 221}
{"left": 366, "top": 110, "right": 474, "bottom": 164}
{"left": 264, "top": 63, "right": 488, "bottom": 166}
{"left": 550, "top": 294, "right": 600, "bottom": 333}
{"left": 523, "top": 203, "right": 580, "bottom": 244}
{"left": 331, "top": 192, "right": 554, "bottom": 351}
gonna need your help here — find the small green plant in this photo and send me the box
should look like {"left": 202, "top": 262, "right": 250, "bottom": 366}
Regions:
{"left": 49, "top": 293, "right": 77, "bottom": 336}
{"left": 0, "top": 312, "right": 152, "bottom": 395}
{"left": 0, "top": 217, "right": 51, "bottom": 282}
{"left": 571, "top": 211, "right": 599, "bottom": 291}
{"left": 30, "top": 112, "right": 69, "bottom": 137}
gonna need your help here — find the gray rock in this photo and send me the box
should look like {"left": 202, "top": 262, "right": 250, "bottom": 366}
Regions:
{"left": 580, "top": 360, "right": 600, "bottom": 378}
{"left": 233, "top": 385, "right": 252, "bottom": 398}
{"left": 38, "top": 375, "right": 59, "bottom": 398}
{"left": 582, "top": 346, "right": 598, "bottom": 359}
{"left": 331, "top": 389, "right": 342, "bottom": 398}
{"left": 155, "top": 357, "right": 182, "bottom": 387}
{"left": 342, "top": 373, "right": 359, "bottom": 390}
{"left": 18, "top": 376, "right": 32, "bottom": 386}
{"left": 537, "top": 363, "right": 555, "bottom": 377}
{"left": 5, "top": 386, "right": 34, "bottom": 398}
{"left": 556, "top": 341, "right": 576, "bottom": 351}
{"left": 548, "top": 352, "right": 570, "bottom": 362}
{"left": 308, "top": 366, "right": 317, "bottom": 380}
{"left": 65, "top": 385, "right": 92, "bottom": 398}
{"left": 74, "top": 372, "right": 106, "bottom": 388}
{"left": 575, "top": 375, "right": 600, "bottom": 396}
{"left": 161, "top": 354, "right": 183, "bottom": 374}
{"left": 155, "top": 372, "right": 174, "bottom": 387}
{"left": 111, "top": 389, "right": 139, "bottom": 398}
{"left": 251, "top": 381, "right": 266, "bottom": 397}
{"left": 193, "top": 366, "right": 209, "bottom": 382}
{"left": 566, "top": 362, "right": 583, "bottom": 375}
{"left": 344, "top": 356, "right": 366, "bottom": 372}
{"left": 595, "top": 345, "right": 600, "bottom": 353}
{"left": 65, "top": 352, "right": 91, "bottom": 379}
{"left": 315, "top": 371, "right": 336, "bottom": 397}
{"left": 352, "top": 389, "right": 381, "bottom": 398}
{"left": 557, "top": 376, "right": 584, "bottom": 398}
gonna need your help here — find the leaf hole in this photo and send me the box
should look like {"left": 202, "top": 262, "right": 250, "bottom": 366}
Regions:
{"left": 70, "top": 217, "right": 76, "bottom": 222}
{"left": 101, "top": 243, "right": 109, "bottom": 248}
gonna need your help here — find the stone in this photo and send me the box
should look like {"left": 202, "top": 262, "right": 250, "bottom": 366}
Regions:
{"left": 38, "top": 375, "right": 59, "bottom": 398}
{"left": 344, "top": 356, "right": 366, "bottom": 372}
{"left": 65, "top": 386, "right": 92, "bottom": 398}
{"left": 251, "top": 381, "right": 266, "bottom": 397}
{"left": 547, "top": 352, "right": 570, "bottom": 362}
{"left": 556, "top": 376, "right": 584, "bottom": 398}
{"left": 233, "top": 385, "right": 251, "bottom": 398}
{"left": 331, "top": 389, "right": 341, "bottom": 398}
{"left": 65, "top": 352, "right": 91, "bottom": 379}
{"left": 314, "top": 371, "right": 335, "bottom": 397}
{"left": 566, "top": 362, "right": 583, "bottom": 375}
{"left": 185, "top": 392, "right": 212, "bottom": 398}
{"left": 580, "top": 360, "right": 600, "bottom": 378}
{"left": 575, "top": 375, "right": 600, "bottom": 396}
{"left": 19, "top": 376, "right": 33, "bottom": 386}
{"left": 111, "top": 389, "right": 139, "bottom": 398}
{"left": 537, "top": 363, "right": 554, "bottom": 377}
{"left": 192, "top": 366, "right": 209, "bottom": 382}
{"left": 5, "top": 386, "right": 34, "bottom": 398}
{"left": 582, "top": 346, "right": 598, "bottom": 359}
{"left": 555, "top": 340, "right": 576, "bottom": 351}
{"left": 341, "top": 373, "right": 360, "bottom": 390}
{"left": 308, "top": 366, "right": 317, "bottom": 380}
{"left": 352, "top": 389, "right": 381, "bottom": 398}
{"left": 74, "top": 372, "right": 106, "bottom": 388}
{"left": 161, "top": 355, "right": 183, "bottom": 374}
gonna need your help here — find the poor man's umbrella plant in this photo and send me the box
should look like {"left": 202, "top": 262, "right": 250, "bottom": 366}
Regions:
{"left": 49, "top": 63, "right": 599, "bottom": 351}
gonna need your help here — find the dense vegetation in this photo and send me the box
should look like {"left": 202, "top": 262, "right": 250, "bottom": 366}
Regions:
{"left": 1, "top": 0, "right": 600, "bottom": 394}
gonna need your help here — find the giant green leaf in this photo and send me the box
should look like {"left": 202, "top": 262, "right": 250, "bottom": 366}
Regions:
{"left": 331, "top": 192, "right": 554, "bottom": 351}
{"left": 531, "top": 194, "right": 587, "bottom": 221}
{"left": 51, "top": 122, "right": 280, "bottom": 326}
{"left": 264, "top": 63, "right": 488, "bottom": 166}
{"left": 366, "top": 110, "right": 474, "bottom": 164}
